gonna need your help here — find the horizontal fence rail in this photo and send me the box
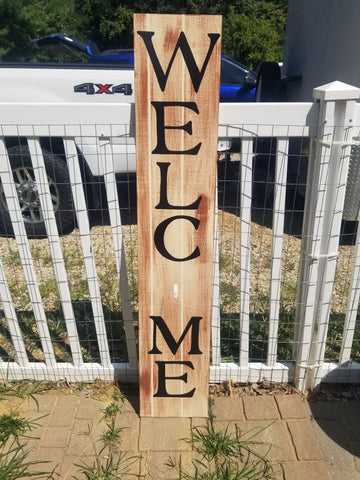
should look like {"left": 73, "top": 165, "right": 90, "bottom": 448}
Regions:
{"left": 0, "top": 83, "right": 360, "bottom": 389}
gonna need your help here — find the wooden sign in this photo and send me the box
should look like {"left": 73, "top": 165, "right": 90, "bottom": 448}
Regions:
{"left": 134, "top": 14, "right": 222, "bottom": 417}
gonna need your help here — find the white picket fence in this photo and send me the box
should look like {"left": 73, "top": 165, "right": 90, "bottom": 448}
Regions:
{"left": 1, "top": 81, "right": 360, "bottom": 390}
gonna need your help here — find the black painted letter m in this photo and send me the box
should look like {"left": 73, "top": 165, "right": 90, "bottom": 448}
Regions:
{"left": 148, "top": 316, "right": 203, "bottom": 355}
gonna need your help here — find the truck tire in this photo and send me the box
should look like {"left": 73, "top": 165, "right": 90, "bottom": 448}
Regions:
{"left": 0, "top": 145, "right": 75, "bottom": 238}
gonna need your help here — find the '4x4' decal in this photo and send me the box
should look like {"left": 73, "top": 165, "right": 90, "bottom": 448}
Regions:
{"left": 74, "top": 83, "right": 133, "bottom": 95}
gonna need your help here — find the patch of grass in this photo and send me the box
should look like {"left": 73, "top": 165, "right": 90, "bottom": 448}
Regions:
{"left": 74, "top": 391, "right": 140, "bottom": 479}
{"left": 167, "top": 399, "right": 275, "bottom": 480}
{"left": 281, "top": 281, "right": 298, "bottom": 305}
{"left": 325, "top": 313, "right": 360, "bottom": 362}
{"left": 99, "top": 392, "right": 126, "bottom": 454}
{"left": 220, "top": 309, "right": 298, "bottom": 363}
{"left": 0, "top": 443, "right": 56, "bottom": 480}
{"left": 39, "top": 280, "right": 59, "bottom": 299}
{"left": 0, "top": 413, "right": 43, "bottom": 447}
{"left": 29, "top": 244, "right": 41, "bottom": 262}
{"left": 62, "top": 247, "right": 85, "bottom": 269}
{"left": 71, "top": 280, "right": 90, "bottom": 302}
{"left": 0, "top": 381, "right": 50, "bottom": 410}
{"left": 4, "top": 249, "right": 21, "bottom": 267}
{"left": 98, "top": 271, "right": 121, "bottom": 312}
{"left": 0, "top": 410, "right": 57, "bottom": 479}
{"left": 219, "top": 252, "right": 232, "bottom": 271}
{"left": 47, "top": 315, "right": 67, "bottom": 342}
{"left": 73, "top": 453, "right": 138, "bottom": 480}
{"left": 129, "top": 279, "right": 138, "bottom": 309}
{"left": 220, "top": 281, "right": 240, "bottom": 312}
{"left": 41, "top": 254, "right": 53, "bottom": 266}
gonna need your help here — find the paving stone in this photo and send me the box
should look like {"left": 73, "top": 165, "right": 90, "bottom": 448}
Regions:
{"left": 315, "top": 417, "right": 351, "bottom": 451}
{"left": 191, "top": 417, "right": 208, "bottom": 429}
{"left": 115, "top": 411, "right": 140, "bottom": 451}
{"left": 0, "top": 391, "right": 340, "bottom": 480}
{"left": 243, "top": 395, "right": 280, "bottom": 420}
{"left": 61, "top": 454, "right": 97, "bottom": 479}
{"left": 25, "top": 412, "right": 51, "bottom": 432}
{"left": 63, "top": 451, "right": 140, "bottom": 479}
{"left": 0, "top": 396, "right": 22, "bottom": 414}
{"left": 212, "top": 419, "right": 238, "bottom": 435}
{"left": 76, "top": 397, "right": 106, "bottom": 420}
{"left": 271, "top": 463, "right": 285, "bottom": 480}
{"left": 122, "top": 395, "right": 140, "bottom": 414}
{"left": 67, "top": 419, "right": 97, "bottom": 457}
{"left": 74, "top": 417, "right": 104, "bottom": 439}
{"left": 141, "top": 451, "right": 195, "bottom": 480}
{"left": 41, "top": 425, "right": 71, "bottom": 448}
{"left": 275, "top": 394, "right": 307, "bottom": 419}
{"left": 33, "top": 447, "right": 65, "bottom": 476}
{"left": 24, "top": 435, "right": 45, "bottom": 458}
{"left": 352, "top": 441, "right": 360, "bottom": 471}
{"left": 112, "top": 450, "right": 144, "bottom": 480}
{"left": 21, "top": 392, "right": 57, "bottom": 414}
{"left": 308, "top": 401, "right": 336, "bottom": 419}
{"left": 49, "top": 394, "right": 79, "bottom": 427}
{"left": 212, "top": 396, "right": 245, "bottom": 421}
{"left": 287, "top": 419, "right": 323, "bottom": 461}
{"left": 308, "top": 399, "right": 360, "bottom": 440}
{"left": 139, "top": 417, "right": 191, "bottom": 452}
{"left": 24, "top": 440, "right": 40, "bottom": 465}
{"left": 282, "top": 461, "right": 332, "bottom": 480}
{"left": 338, "top": 402, "right": 360, "bottom": 441}
{"left": 352, "top": 443, "right": 360, "bottom": 478}
{"left": 311, "top": 418, "right": 360, "bottom": 480}
{"left": 244, "top": 420, "right": 296, "bottom": 462}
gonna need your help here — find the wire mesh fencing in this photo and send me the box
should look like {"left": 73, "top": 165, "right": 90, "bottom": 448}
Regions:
{"left": 0, "top": 96, "right": 360, "bottom": 388}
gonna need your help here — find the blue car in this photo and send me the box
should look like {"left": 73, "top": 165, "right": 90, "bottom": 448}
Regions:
{"left": 33, "top": 33, "right": 257, "bottom": 102}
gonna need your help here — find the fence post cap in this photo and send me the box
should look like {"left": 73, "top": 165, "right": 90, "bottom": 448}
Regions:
{"left": 313, "top": 80, "right": 360, "bottom": 101}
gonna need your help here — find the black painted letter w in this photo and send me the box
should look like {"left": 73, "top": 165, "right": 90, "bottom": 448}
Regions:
{"left": 137, "top": 31, "right": 220, "bottom": 92}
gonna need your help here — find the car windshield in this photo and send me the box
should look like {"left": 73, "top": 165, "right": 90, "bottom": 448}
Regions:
{"left": 221, "top": 57, "right": 255, "bottom": 85}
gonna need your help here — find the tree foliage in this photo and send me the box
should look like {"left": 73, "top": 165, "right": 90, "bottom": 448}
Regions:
{"left": 0, "top": 0, "right": 288, "bottom": 69}
{"left": 222, "top": 7, "right": 286, "bottom": 70}
{"left": 0, "top": 0, "right": 79, "bottom": 60}
{"left": 73, "top": 0, "right": 133, "bottom": 49}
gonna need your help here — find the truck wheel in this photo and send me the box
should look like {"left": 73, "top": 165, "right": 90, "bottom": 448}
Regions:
{"left": 0, "top": 145, "right": 75, "bottom": 238}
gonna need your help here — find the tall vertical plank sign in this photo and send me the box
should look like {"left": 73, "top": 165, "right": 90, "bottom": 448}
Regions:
{"left": 134, "top": 14, "right": 222, "bottom": 417}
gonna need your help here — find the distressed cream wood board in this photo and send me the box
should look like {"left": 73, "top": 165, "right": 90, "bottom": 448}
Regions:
{"left": 134, "top": 13, "right": 221, "bottom": 417}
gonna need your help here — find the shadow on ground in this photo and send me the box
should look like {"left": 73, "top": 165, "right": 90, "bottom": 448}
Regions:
{"left": 308, "top": 384, "right": 360, "bottom": 479}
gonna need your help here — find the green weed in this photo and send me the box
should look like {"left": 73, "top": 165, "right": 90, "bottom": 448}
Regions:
{"left": 73, "top": 453, "right": 138, "bottom": 480}
{"left": 0, "top": 413, "right": 43, "bottom": 446}
{"left": 74, "top": 391, "right": 140, "bottom": 479}
{"left": 0, "top": 443, "right": 57, "bottom": 480}
{"left": 167, "top": 399, "right": 275, "bottom": 480}
{"left": 0, "top": 380, "right": 50, "bottom": 410}
{"left": 39, "top": 280, "right": 59, "bottom": 299}
{"left": 0, "top": 410, "right": 57, "bottom": 479}
{"left": 99, "top": 392, "right": 126, "bottom": 454}
{"left": 5, "top": 249, "right": 21, "bottom": 267}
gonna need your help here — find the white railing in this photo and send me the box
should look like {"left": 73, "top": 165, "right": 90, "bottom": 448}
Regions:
{"left": 0, "top": 82, "right": 360, "bottom": 390}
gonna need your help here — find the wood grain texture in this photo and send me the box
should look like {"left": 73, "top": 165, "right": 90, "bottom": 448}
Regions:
{"left": 134, "top": 14, "right": 221, "bottom": 417}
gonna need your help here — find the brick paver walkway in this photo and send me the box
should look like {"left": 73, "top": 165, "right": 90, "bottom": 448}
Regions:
{"left": 10, "top": 390, "right": 336, "bottom": 479}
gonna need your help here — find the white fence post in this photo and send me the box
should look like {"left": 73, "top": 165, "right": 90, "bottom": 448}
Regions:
{"left": 294, "top": 81, "right": 360, "bottom": 390}
{"left": 99, "top": 138, "right": 138, "bottom": 369}
{"left": 239, "top": 139, "right": 253, "bottom": 369}
{"left": 211, "top": 180, "right": 221, "bottom": 367}
{"left": 0, "top": 139, "right": 57, "bottom": 368}
{"left": 63, "top": 139, "right": 112, "bottom": 369}
{"left": 267, "top": 138, "right": 289, "bottom": 367}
